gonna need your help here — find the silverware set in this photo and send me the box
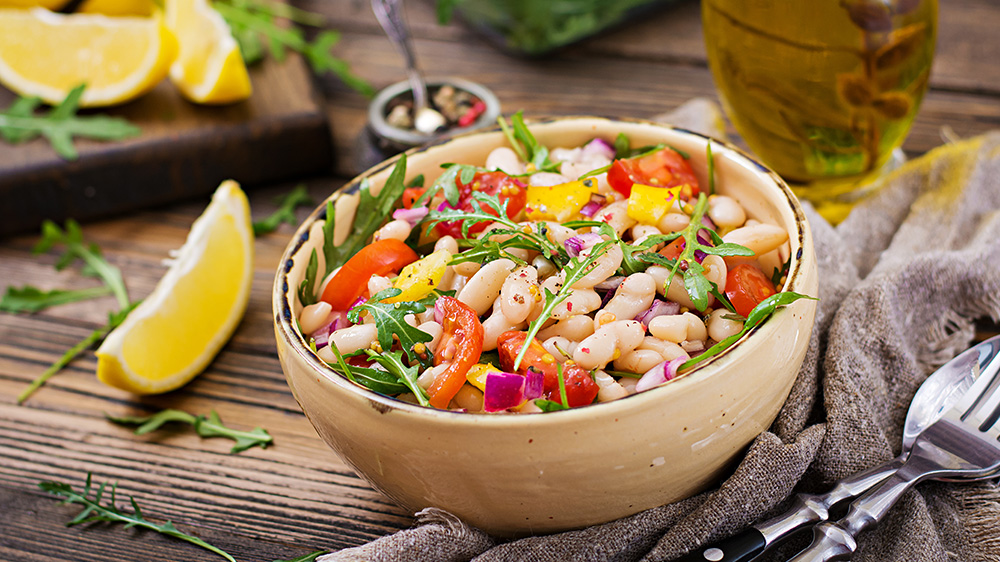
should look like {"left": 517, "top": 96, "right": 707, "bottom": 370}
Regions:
{"left": 676, "top": 335, "right": 1000, "bottom": 562}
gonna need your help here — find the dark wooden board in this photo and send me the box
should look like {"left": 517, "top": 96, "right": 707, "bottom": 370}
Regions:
{"left": 0, "top": 54, "right": 333, "bottom": 238}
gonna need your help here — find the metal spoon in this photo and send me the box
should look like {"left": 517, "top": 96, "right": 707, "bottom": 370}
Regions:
{"left": 371, "top": 0, "right": 447, "bottom": 135}
{"left": 674, "top": 335, "right": 1000, "bottom": 562}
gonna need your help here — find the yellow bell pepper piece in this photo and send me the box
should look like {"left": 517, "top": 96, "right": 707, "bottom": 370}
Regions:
{"left": 466, "top": 363, "right": 502, "bottom": 391}
{"left": 386, "top": 249, "right": 451, "bottom": 303}
{"left": 526, "top": 178, "right": 599, "bottom": 222}
{"left": 626, "top": 183, "right": 683, "bottom": 225}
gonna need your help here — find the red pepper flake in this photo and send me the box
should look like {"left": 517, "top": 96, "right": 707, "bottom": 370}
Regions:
{"left": 581, "top": 347, "right": 590, "bottom": 353}
{"left": 458, "top": 100, "right": 486, "bottom": 127}
{"left": 566, "top": 302, "right": 573, "bottom": 311}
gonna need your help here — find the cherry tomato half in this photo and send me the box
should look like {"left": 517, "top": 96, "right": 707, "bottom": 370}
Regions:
{"left": 725, "top": 263, "right": 777, "bottom": 318}
{"left": 658, "top": 237, "right": 686, "bottom": 261}
{"left": 497, "top": 331, "right": 598, "bottom": 408}
{"left": 606, "top": 147, "right": 700, "bottom": 197}
{"left": 434, "top": 171, "right": 527, "bottom": 239}
{"left": 319, "top": 239, "right": 418, "bottom": 311}
{"left": 429, "top": 297, "right": 484, "bottom": 408}
{"left": 401, "top": 187, "right": 426, "bottom": 209}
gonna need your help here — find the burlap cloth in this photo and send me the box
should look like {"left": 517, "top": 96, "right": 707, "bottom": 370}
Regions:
{"left": 319, "top": 101, "right": 1000, "bottom": 562}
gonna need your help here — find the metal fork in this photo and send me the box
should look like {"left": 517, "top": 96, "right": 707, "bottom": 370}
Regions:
{"left": 788, "top": 348, "right": 1000, "bottom": 562}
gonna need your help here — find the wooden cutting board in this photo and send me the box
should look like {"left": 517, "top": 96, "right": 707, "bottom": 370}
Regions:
{"left": 0, "top": 53, "right": 333, "bottom": 238}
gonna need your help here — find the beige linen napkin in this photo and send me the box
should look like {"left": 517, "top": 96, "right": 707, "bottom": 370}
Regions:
{"left": 319, "top": 102, "right": 1000, "bottom": 562}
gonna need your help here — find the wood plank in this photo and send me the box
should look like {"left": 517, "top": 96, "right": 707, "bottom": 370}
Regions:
{"left": 0, "top": 54, "right": 333, "bottom": 238}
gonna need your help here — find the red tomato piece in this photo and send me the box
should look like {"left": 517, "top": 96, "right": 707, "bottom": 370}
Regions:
{"left": 401, "top": 187, "right": 426, "bottom": 209}
{"left": 606, "top": 147, "right": 700, "bottom": 197}
{"left": 725, "top": 263, "right": 777, "bottom": 318}
{"left": 429, "top": 297, "right": 484, "bottom": 409}
{"left": 658, "top": 237, "right": 686, "bottom": 261}
{"left": 319, "top": 239, "right": 418, "bottom": 311}
{"left": 550, "top": 362, "right": 599, "bottom": 408}
{"left": 434, "top": 171, "right": 527, "bottom": 239}
{"left": 497, "top": 331, "right": 559, "bottom": 394}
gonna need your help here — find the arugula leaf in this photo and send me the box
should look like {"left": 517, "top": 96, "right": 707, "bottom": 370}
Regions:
{"left": 0, "top": 85, "right": 140, "bottom": 160}
{"left": 365, "top": 349, "right": 430, "bottom": 406}
{"left": 297, "top": 249, "right": 319, "bottom": 307}
{"left": 0, "top": 285, "right": 111, "bottom": 313}
{"left": 273, "top": 551, "right": 330, "bottom": 562}
{"left": 253, "top": 184, "right": 313, "bottom": 235}
{"left": 323, "top": 155, "right": 409, "bottom": 276}
{"left": 429, "top": 163, "right": 476, "bottom": 206}
{"left": 613, "top": 132, "right": 630, "bottom": 159}
{"left": 706, "top": 140, "right": 716, "bottom": 196}
{"left": 39, "top": 473, "right": 236, "bottom": 562}
{"left": 35, "top": 219, "right": 130, "bottom": 310}
{"left": 406, "top": 174, "right": 425, "bottom": 188}
{"left": 347, "top": 288, "right": 433, "bottom": 366}
{"left": 534, "top": 399, "right": 568, "bottom": 412}
{"left": 513, "top": 240, "right": 613, "bottom": 370}
{"left": 213, "top": 1, "right": 373, "bottom": 96}
{"left": 107, "top": 409, "right": 273, "bottom": 454}
{"left": 680, "top": 291, "right": 817, "bottom": 371}
{"left": 497, "top": 111, "right": 558, "bottom": 173}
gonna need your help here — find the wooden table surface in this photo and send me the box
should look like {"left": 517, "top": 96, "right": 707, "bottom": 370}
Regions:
{"left": 2, "top": 1, "right": 998, "bottom": 560}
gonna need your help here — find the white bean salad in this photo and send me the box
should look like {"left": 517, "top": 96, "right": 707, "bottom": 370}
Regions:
{"left": 297, "top": 114, "right": 810, "bottom": 413}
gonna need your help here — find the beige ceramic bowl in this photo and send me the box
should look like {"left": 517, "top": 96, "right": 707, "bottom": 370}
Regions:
{"left": 274, "top": 117, "right": 818, "bottom": 536}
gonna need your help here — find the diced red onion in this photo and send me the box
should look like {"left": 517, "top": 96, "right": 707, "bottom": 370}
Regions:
{"left": 392, "top": 206, "right": 429, "bottom": 227}
{"left": 702, "top": 215, "right": 717, "bottom": 231}
{"left": 563, "top": 232, "right": 604, "bottom": 257}
{"left": 349, "top": 297, "right": 367, "bottom": 311}
{"left": 635, "top": 357, "right": 686, "bottom": 393}
{"left": 634, "top": 299, "right": 680, "bottom": 326}
{"left": 484, "top": 371, "right": 532, "bottom": 412}
{"left": 582, "top": 138, "right": 616, "bottom": 160}
{"left": 579, "top": 193, "right": 607, "bottom": 218}
{"left": 313, "top": 322, "right": 331, "bottom": 349}
{"left": 694, "top": 249, "right": 707, "bottom": 263}
{"left": 523, "top": 369, "right": 544, "bottom": 400}
{"left": 434, "top": 299, "right": 444, "bottom": 324}
{"left": 595, "top": 276, "right": 624, "bottom": 291}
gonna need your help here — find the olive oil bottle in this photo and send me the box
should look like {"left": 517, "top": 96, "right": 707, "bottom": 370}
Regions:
{"left": 702, "top": 0, "right": 936, "bottom": 199}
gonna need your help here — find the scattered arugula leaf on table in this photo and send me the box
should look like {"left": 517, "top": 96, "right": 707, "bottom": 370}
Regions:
{"left": 273, "top": 550, "right": 330, "bottom": 562}
{"left": 107, "top": 408, "right": 273, "bottom": 453}
{"left": 213, "top": 0, "right": 374, "bottom": 96}
{"left": 0, "top": 84, "right": 140, "bottom": 160}
{"left": 0, "top": 285, "right": 112, "bottom": 314}
{"left": 39, "top": 473, "right": 236, "bottom": 562}
{"left": 253, "top": 184, "right": 314, "bottom": 235}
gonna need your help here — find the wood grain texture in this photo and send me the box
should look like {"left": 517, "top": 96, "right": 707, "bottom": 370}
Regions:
{"left": 1, "top": 0, "right": 998, "bottom": 560}
{"left": 0, "top": 54, "right": 333, "bottom": 238}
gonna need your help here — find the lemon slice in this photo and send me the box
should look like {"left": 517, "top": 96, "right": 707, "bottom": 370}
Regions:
{"left": 0, "top": 8, "right": 176, "bottom": 107}
{"left": 96, "top": 181, "right": 254, "bottom": 394}
{"left": 165, "top": 0, "right": 251, "bottom": 104}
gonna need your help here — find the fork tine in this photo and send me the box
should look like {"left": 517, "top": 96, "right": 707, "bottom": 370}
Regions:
{"left": 953, "top": 358, "right": 997, "bottom": 418}
{"left": 964, "top": 351, "right": 1000, "bottom": 428}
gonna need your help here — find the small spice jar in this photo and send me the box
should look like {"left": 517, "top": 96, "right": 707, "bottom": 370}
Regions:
{"left": 355, "top": 77, "right": 501, "bottom": 172}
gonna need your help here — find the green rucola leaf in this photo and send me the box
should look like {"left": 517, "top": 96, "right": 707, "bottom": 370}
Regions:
{"left": 0, "top": 285, "right": 112, "bottom": 313}
{"left": 273, "top": 550, "right": 330, "bottom": 562}
{"left": 107, "top": 408, "right": 273, "bottom": 453}
{"left": 253, "top": 184, "right": 313, "bottom": 235}
{"left": 347, "top": 288, "right": 433, "bottom": 366}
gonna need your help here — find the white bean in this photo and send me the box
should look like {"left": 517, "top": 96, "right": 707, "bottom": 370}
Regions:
{"left": 453, "top": 261, "right": 481, "bottom": 278}
{"left": 593, "top": 370, "right": 628, "bottom": 402}
{"left": 646, "top": 265, "right": 698, "bottom": 310}
{"left": 702, "top": 254, "right": 728, "bottom": 294}
{"left": 434, "top": 235, "right": 459, "bottom": 254}
{"left": 457, "top": 258, "right": 515, "bottom": 315}
{"left": 543, "top": 222, "right": 577, "bottom": 246}
{"left": 708, "top": 195, "right": 747, "bottom": 229}
{"left": 596, "top": 273, "right": 656, "bottom": 330}
{"left": 532, "top": 255, "right": 557, "bottom": 279}
{"left": 418, "top": 321, "right": 443, "bottom": 353}
{"left": 551, "top": 288, "right": 602, "bottom": 320}
{"left": 538, "top": 315, "right": 596, "bottom": 341}
{"left": 648, "top": 314, "right": 690, "bottom": 344}
{"left": 657, "top": 212, "right": 690, "bottom": 234}
{"left": 374, "top": 219, "right": 412, "bottom": 242}
{"left": 619, "top": 376, "right": 639, "bottom": 395}
{"left": 368, "top": 274, "right": 392, "bottom": 297}
{"left": 685, "top": 312, "right": 708, "bottom": 342}
{"left": 298, "top": 301, "right": 332, "bottom": 335}
{"left": 452, "top": 385, "right": 484, "bottom": 412}
{"left": 707, "top": 308, "right": 744, "bottom": 342}
{"left": 542, "top": 336, "right": 576, "bottom": 361}
{"left": 561, "top": 160, "right": 608, "bottom": 180}
{"left": 482, "top": 299, "right": 526, "bottom": 351}
{"left": 630, "top": 224, "right": 662, "bottom": 243}
{"left": 318, "top": 323, "right": 377, "bottom": 359}
{"left": 571, "top": 243, "right": 624, "bottom": 289}
{"left": 529, "top": 172, "right": 570, "bottom": 186}
{"left": 500, "top": 266, "right": 539, "bottom": 324}
{"left": 595, "top": 200, "right": 636, "bottom": 236}
{"left": 486, "top": 147, "right": 526, "bottom": 175}
{"left": 419, "top": 364, "right": 447, "bottom": 390}
{"left": 613, "top": 348, "right": 665, "bottom": 374}
{"left": 723, "top": 223, "right": 789, "bottom": 257}
{"left": 528, "top": 274, "right": 563, "bottom": 322}
{"left": 573, "top": 320, "right": 644, "bottom": 370}
{"left": 638, "top": 336, "right": 689, "bottom": 362}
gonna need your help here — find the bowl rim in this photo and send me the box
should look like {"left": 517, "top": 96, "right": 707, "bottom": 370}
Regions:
{"left": 273, "top": 115, "right": 812, "bottom": 426}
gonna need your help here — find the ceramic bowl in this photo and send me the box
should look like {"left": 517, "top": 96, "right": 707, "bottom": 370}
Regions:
{"left": 273, "top": 117, "right": 818, "bottom": 536}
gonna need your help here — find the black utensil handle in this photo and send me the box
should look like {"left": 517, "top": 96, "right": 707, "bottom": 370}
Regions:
{"left": 674, "top": 529, "right": 767, "bottom": 562}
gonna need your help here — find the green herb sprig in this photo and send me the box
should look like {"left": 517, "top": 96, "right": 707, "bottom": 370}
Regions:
{"left": 326, "top": 341, "right": 409, "bottom": 396}
{"left": 497, "top": 111, "right": 559, "bottom": 173}
{"left": 534, "top": 362, "right": 569, "bottom": 412}
{"left": 0, "top": 285, "right": 112, "bottom": 314}
{"left": 213, "top": 0, "right": 374, "bottom": 96}
{"left": 512, "top": 240, "right": 613, "bottom": 371}
{"left": 274, "top": 551, "right": 330, "bottom": 562}
{"left": 253, "top": 184, "right": 314, "bottom": 235}
{"left": 39, "top": 473, "right": 236, "bottom": 562}
{"left": 346, "top": 288, "right": 434, "bottom": 366}
{"left": 107, "top": 409, "right": 273, "bottom": 453}
{"left": 0, "top": 85, "right": 140, "bottom": 160}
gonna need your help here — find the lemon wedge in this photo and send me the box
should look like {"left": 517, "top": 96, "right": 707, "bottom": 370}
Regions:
{"left": 165, "top": 0, "right": 251, "bottom": 104}
{"left": 0, "top": 7, "right": 176, "bottom": 107}
{"left": 96, "top": 181, "right": 254, "bottom": 394}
